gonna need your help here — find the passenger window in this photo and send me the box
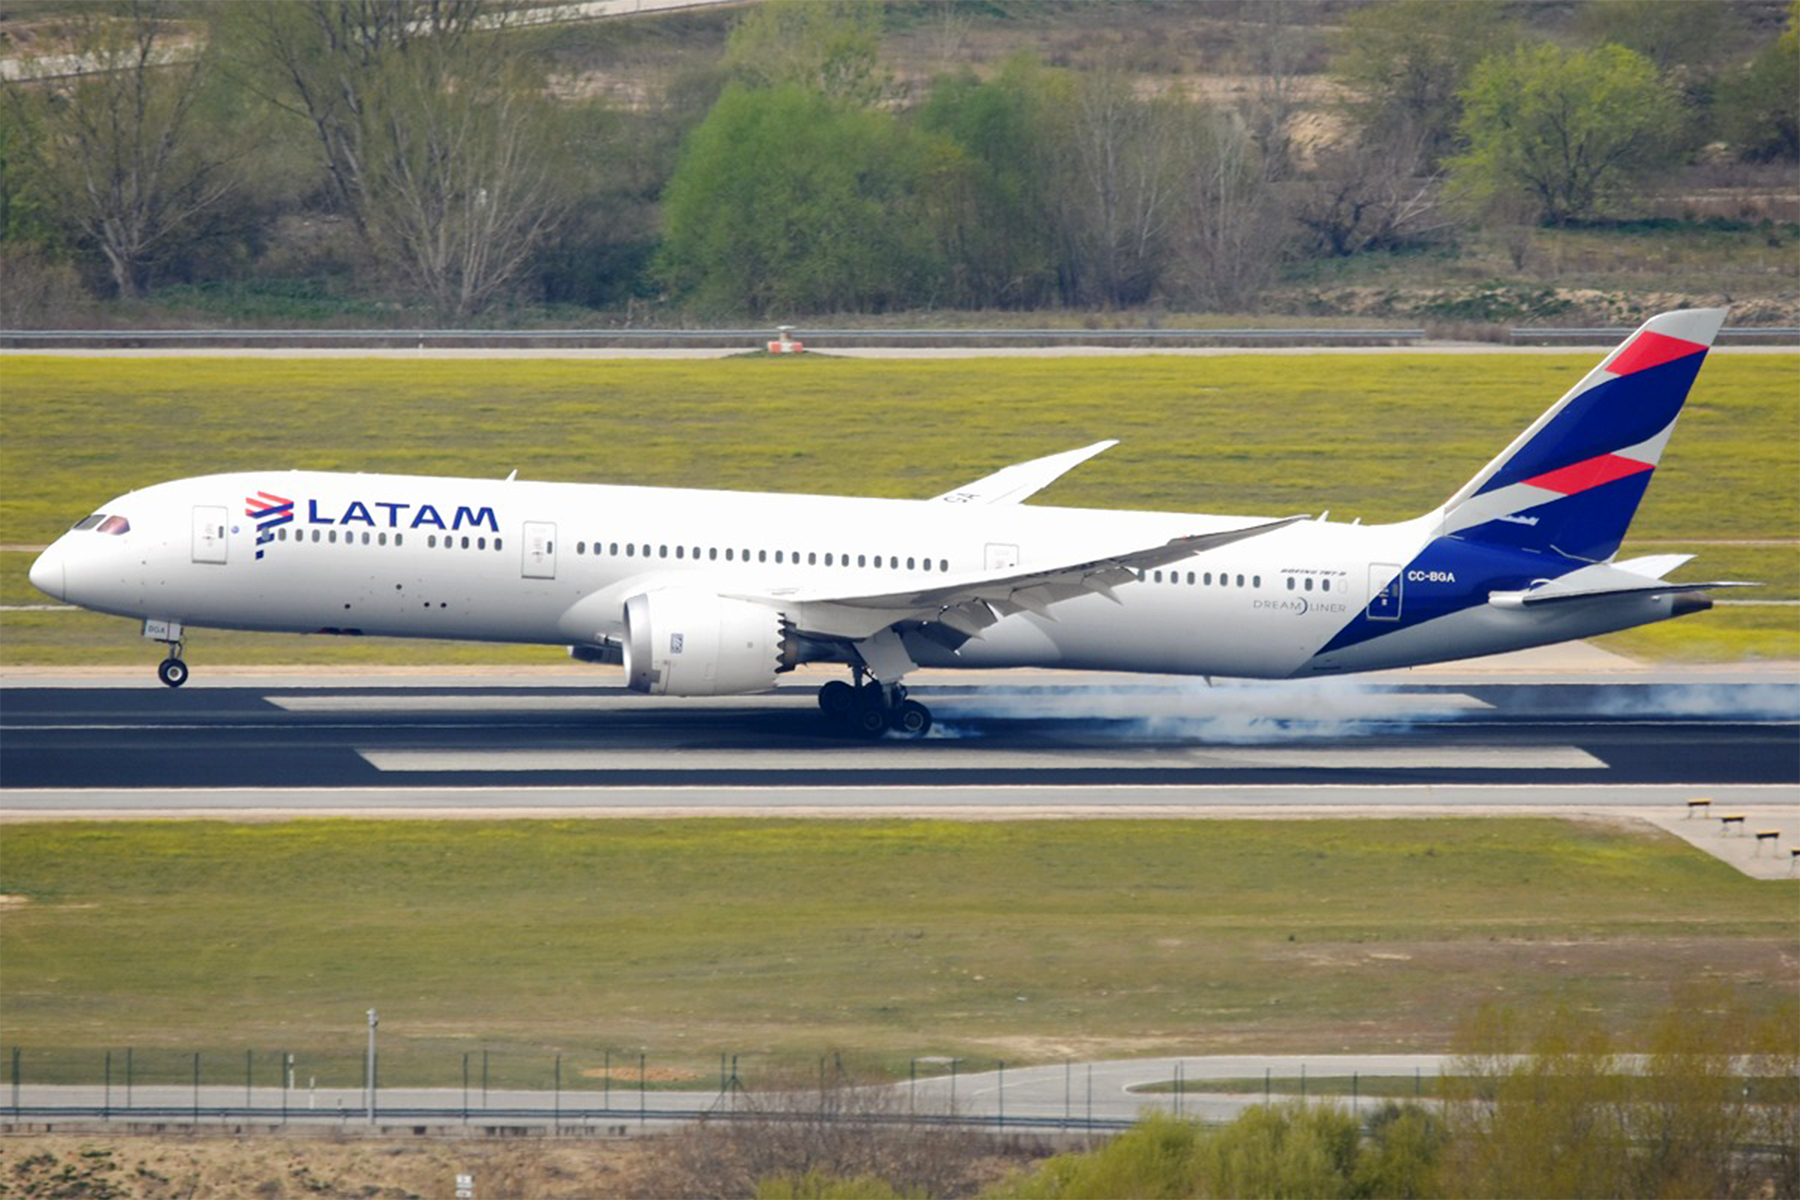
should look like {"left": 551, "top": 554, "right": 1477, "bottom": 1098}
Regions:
{"left": 1186, "top": 572, "right": 1195, "bottom": 584}
{"left": 626, "top": 544, "right": 635, "bottom": 556}
{"left": 1154, "top": 571, "right": 1163, "bottom": 583}
{"left": 825, "top": 553, "right": 834, "bottom": 566}
{"left": 1204, "top": 573, "right": 1213, "bottom": 585}
{"left": 658, "top": 545, "right": 667, "bottom": 558}
{"left": 491, "top": 538, "right": 497, "bottom": 550}
{"left": 362, "top": 532, "right": 371, "bottom": 545}
{"left": 907, "top": 557, "right": 916, "bottom": 570}
{"left": 396, "top": 534, "right": 404, "bottom": 546}
{"left": 709, "top": 548, "right": 717, "bottom": 561}
{"left": 1235, "top": 574, "right": 1244, "bottom": 587}
{"left": 1287, "top": 577, "right": 1295, "bottom": 590}
{"left": 378, "top": 533, "right": 387, "bottom": 546}
{"left": 939, "top": 560, "right": 948, "bottom": 572}
{"left": 725, "top": 548, "right": 734, "bottom": 561}
{"left": 73, "top": 514, "right": 106, "bottom": 531}
{"left": 857, "top": 555, "right": 866, "bottom": 567}
{"left": 329, "top": 530, "right": 338, "bottom": 544}
{"left": 1322, "top": 579, "right": 1331, "bottom": 592}
{"left": 676, "top": 546, "right": 685, "bottom": 559}
{"left": 278, "top": 529, "right": 287, "bottom": 541}
{"left": 312, "top": 530, "right": 321, "bottom": 543}
{"left": 462, "top": 536, "right": 471, "bottom": 549}
{"left": 478, "top": 537, "right": 487, "bottom": 550}
{"left": 577, "top": 541, "right": 586, "bottom": 555}
{"left": 775, "top": 551, "right": 784, "bottom": 564}
{"left": 608, "top": 543, "right": 617, "bottom": 555}
{"left": 808, "top": 552, "right": 817, "bottom": 565}
{"left": 1304, "top": 577, "right": 1314, "bottom": 591}
{"left": 1253, "top": 575, "right": 1261, "bottom": 588}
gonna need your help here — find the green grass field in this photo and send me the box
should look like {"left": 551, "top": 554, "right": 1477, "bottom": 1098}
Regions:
{"left": 2, "top": 353, "right": 1794, "bottom": 664}
{"left": 1, "top": 818, "right": 1792, "bottom": 1089}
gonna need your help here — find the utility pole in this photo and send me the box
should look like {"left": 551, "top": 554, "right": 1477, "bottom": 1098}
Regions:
{"left": 366, "top": 1009, "right": 378, "bottom": 1126}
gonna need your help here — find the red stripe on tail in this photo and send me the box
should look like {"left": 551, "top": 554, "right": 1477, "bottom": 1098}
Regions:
{"left": 1523, "top": 453, "right": 1653, "bottom": 496}
{"left": 1606, "top": 330, "right": 1706, "bottom": 376}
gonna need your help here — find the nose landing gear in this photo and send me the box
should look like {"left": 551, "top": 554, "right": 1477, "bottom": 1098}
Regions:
{"left": 817, "top": 670, "right": 932, "bottom": 738}
{"left": 156, "top": 654, "right": 189, "bottom": 688}
{"left": 144, "top": 619, "right": 189, "bottom": 688}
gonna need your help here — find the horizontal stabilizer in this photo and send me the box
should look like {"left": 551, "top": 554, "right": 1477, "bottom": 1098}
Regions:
{"left": 1489, "top": 574, "right": 1758, "bottom": 610}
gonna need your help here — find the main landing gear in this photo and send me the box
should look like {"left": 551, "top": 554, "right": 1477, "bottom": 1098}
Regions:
{"left": 818, "top": 670, "right": 931, "bottom": 739}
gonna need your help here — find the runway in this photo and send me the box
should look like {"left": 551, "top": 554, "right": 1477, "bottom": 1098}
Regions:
{"left": 2, "top": 675, "right": 1794, "bottom": 803}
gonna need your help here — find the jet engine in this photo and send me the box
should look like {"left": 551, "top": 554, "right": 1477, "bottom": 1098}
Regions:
{"left": 622, "top": 590, "right": 798, "bottom": 696}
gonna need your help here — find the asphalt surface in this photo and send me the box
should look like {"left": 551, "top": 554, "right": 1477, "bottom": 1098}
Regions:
{"left": 2, "top": 677, "right": 1794, "bottom": 799}
{"left": 6, "top": 1055, "right": 1451, "bottom": 1132}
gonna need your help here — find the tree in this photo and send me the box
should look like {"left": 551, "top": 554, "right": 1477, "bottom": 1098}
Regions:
{"left": 1450, "top": 43, "right": 1685, "bottom": 225}
{"left": 721, "top": 0, "right": 887, "bottom": 105}
{"left": 1333, "top": 0, "right": 1513, "bottom": 171}
{"left": 2, "top": 1, "right": 242, "bottom": 299}
{"left": 1714, "top": 2, "right": 1800, "bottom": 163}
{"left": 222, "top": 1, "right": 565, "bottom": 317}
{"left": 1170, "top": 110, "right": 1283, "bottom": 311}
{"left": 1576, "top": 0, "right": 1734, "bottom": 76}
{"left": 1052, "top": 65, "right": 1192, "bottom": 309}
{"left": 657, "top": 85, "right": 939, "bottom": 315}
{"left": 915, "top": 58, "right": 1060, "bottom": 309}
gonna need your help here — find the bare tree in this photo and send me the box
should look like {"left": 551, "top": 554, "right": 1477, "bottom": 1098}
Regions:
{"left": 3, "top": 1, "right": 240, "bottom": 299}
{"left": 1055, "top": 66, "right": 1188, "bottom": 309}
{"left": 223, "top": 0, "right": 565, "bottom": 317}
{"left": 1295, "top": 120, "right": 1448, "bottom": 257}
{"left": 1173, "top": 111, "right": 1283, "bottom": 311}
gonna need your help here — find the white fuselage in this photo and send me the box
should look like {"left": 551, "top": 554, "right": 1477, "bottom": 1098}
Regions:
{"left": 32, "top": 469, "right": 1687, "bottom": 683}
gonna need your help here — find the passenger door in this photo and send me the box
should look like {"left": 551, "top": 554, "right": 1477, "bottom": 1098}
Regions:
{"left": 192, "top": 506, "right": 229, "bottom": 564}
{"left": 522, "top": 521, "right": 557, "bottom": 579}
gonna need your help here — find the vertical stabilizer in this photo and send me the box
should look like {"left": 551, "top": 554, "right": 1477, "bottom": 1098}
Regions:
{"left": 1434, "top": 308, "right": 1726, "bottom": 562}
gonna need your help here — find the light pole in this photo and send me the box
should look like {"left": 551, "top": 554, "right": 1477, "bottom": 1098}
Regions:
{"left": 366, "top": 1009, "right": 378, "bottom": 1126}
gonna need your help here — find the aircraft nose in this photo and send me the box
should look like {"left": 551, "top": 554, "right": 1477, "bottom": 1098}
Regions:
{"left": 28, "top": 543, "right": 65, "bottom": 600}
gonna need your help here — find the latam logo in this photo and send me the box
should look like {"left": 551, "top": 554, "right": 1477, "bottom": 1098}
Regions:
{"left": 245, "top": 491, "right": 295, "bottom": 560}
{"left": 245, "top": 492, "right": 502, "bottom": 561}
{"left": 303, "top": 499, "right": 499, "bottom": 532}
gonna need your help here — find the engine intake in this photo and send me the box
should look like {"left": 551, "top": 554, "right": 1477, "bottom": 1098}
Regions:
{"left": 622, "top": 589, "right": 795, "bottom": 696}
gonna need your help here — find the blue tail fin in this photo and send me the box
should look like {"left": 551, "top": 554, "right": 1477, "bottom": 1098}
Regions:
{"left": 1435, "top": 308, "right": 1726, "bottom": 562}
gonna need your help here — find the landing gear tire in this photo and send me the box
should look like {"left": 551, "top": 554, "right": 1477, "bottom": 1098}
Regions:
{"left": 818, "top": 680, "right": 855, "bottom": 719}
{"left": 889, "top": 699, "right": 931, "bottom": 737}
{"left": 157, "top": 657, "right": 189, "bottom": 688}
{"left": 851, "top": 704, "right": 889, "bottom": 738}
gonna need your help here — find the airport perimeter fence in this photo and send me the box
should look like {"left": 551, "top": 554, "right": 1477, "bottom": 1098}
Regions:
{"left": 0, "top": 1043, "right": 1164, "bottom": 1134}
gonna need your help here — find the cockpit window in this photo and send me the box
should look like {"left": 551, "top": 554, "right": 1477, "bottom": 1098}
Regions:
{"left": 72, "top": 514, "right": 105, "bottom": 531}
{"left": 96, "top": 515, "right": 130, "bottom": 535}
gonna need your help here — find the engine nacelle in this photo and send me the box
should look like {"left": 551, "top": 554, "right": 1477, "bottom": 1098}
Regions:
{"left": 622, "top": 590, "right": 794, "bottom": 696}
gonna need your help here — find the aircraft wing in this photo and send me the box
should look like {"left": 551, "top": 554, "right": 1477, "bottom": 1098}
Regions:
{"left": 929, "top": 440, "right": 1118, "bottom": 506}
{"left": 735, "top": 515, "right": 1307, "bottom": 641}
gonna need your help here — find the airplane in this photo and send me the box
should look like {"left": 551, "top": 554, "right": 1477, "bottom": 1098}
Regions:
{"left": 28, "top": 307, "right": 1749, "bottom": 737}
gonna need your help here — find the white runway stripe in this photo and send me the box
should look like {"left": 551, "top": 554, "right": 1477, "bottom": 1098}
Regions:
{"left": 357, "top": 745, "right": 1606, "bottom": 772}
